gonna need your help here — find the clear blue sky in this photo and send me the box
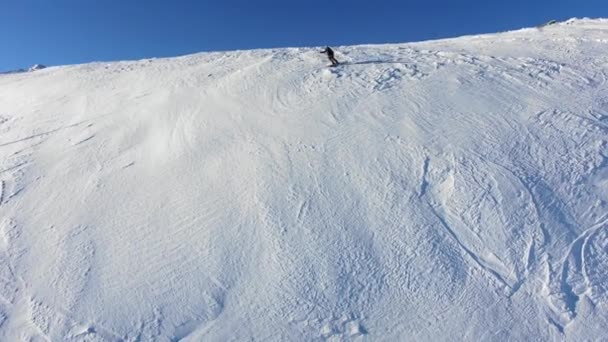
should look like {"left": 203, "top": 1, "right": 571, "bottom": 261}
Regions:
{"left": 1, "top": 0, "right": 607, "bottom": 71}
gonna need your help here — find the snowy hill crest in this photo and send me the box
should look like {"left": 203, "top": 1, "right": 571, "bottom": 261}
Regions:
{"left": 0, "top": 19, "right": 607, "bottom": 341}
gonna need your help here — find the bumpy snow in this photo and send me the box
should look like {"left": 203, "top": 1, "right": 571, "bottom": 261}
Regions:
{"left": 0, "top": 19, "right": 607, "bottom": 341}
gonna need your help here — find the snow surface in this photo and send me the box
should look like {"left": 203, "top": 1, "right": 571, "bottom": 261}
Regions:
{"left": 0, "top": 19, "right": 607, "bottom": 341}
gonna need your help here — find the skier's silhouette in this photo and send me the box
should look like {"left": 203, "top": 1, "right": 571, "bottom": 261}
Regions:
{"left": 320, "top": 46, "right": 339, "bottom": 66}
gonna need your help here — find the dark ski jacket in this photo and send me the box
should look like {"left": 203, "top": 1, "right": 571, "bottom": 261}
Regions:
{"left": 320, "top": 47, "right": 334, "bottom": 57}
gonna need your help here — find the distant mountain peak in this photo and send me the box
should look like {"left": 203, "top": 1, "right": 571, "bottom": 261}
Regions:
{"left": 28, "top": 64, "right": 47, "bottom": 72}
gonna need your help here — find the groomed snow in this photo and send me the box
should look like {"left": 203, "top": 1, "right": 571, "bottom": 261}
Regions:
{"left": 0, "top": 18, "right": 607, "bottom": 341}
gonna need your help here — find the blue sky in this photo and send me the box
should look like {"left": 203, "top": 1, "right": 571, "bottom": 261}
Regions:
{"left": 1, "top": 0, "right": 607, "bottom": 71}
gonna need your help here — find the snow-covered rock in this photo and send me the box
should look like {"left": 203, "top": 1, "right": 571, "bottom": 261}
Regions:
{"left": 0, "top": 19, "right": 607, "bottom": 341}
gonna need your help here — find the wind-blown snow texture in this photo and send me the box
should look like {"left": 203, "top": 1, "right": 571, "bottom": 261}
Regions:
{"left": 1, "top": 18, "right": 607, "bottom": 341}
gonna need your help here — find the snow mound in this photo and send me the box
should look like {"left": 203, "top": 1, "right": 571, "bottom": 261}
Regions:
{"left": 0, "top": 20, "right": 607, "bottom": 341}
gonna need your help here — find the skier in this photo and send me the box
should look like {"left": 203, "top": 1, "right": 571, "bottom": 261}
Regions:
{"left": 320, "top": 46, "right": 339, "bottom": 66}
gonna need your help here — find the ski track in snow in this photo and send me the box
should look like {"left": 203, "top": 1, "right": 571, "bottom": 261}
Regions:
{"left": 0, "top": 18, "right": 607, "bottom": 341}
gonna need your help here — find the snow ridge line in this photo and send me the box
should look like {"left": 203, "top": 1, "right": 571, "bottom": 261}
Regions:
{"left": 559, "top": 216, "right": 608, "bottom": 311}
{"left": 427, "top": 202, "right": 517, "bottom": 292}
{"left": 0, "top": 180, "right": 4, "bottom": 206}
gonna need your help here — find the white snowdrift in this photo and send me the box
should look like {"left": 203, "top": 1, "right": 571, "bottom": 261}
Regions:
{"left": 0, "top": 18, "right": 607, "bottom": 341}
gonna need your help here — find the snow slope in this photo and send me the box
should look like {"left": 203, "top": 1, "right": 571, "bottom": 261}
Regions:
{"left": 1, "top": 18, "right": 607, "bottom": 341}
